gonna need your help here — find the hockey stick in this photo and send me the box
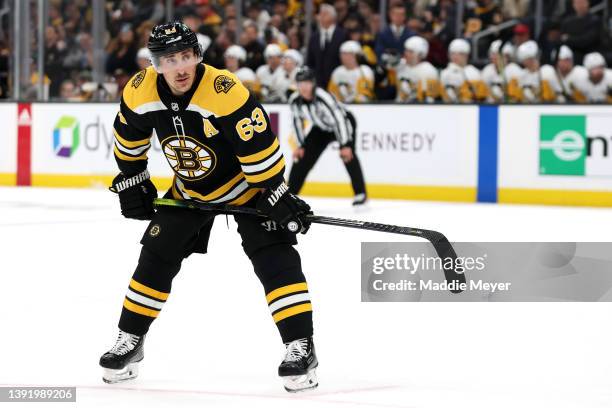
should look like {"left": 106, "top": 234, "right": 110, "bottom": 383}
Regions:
{"left": 154, "top": 198, "right": 466, "bottom": 293}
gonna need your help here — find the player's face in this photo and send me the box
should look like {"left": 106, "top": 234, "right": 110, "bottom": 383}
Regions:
{"left": 523, "top": 58, "right": 538, "bottom": 72}
{"left": 589, "top": 67, "right": 604, "bottom": 83}
{"left": 268, "top": 56, "right": 282, "bottom": 69}
{"left": 282, "top": 57, "right": 297, "bottom": 72}
{"left": 297, "top": 80, "right": 314, "bottom": 99}
{"left": 160, "top": 49, "right": 199, "bottom": 95}
{"left": 450, "top": 52, "right": 467, "bottom": 66}
{"left": 225, "top": 56, "right": 239, "bottom": 72}
{"left": 404, "top": 49, "right": 417, "bottom": 65}
{"left": 557, "top": 58, "right": 573, "bottom": 75}
{"left": 340, "top": 52, "right": 358, "bottom": 68}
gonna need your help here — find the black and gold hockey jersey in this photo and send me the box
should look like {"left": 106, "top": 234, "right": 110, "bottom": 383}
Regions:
{"left": 113, "top": 63, "right": 285, "bottom": 205}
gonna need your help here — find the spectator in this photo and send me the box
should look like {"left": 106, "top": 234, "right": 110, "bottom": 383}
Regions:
{"left": 512, "top": 23, "right": 531, "bottom": 47}
{"left": 59, "top": 79, "right": 79, "bottom": 101}
{"left": 306, "top": 4, "right": 348, "bottom": 88}
{"left": 560, "top": 0, "right": 602, "bottom": 63}
{"left": 242, "top": 21, "right": 266, "bottom": 71}
{"left": 501, "top": 0, "right": 531, "bottom": 19}
{"left": 44, "top": 26, "right": 68, "bottom": 97}
{"left": 105, "top": 25, "right": 139, "bottom": 78}
{"left": 374, "top": 3, "right": 414, "bottom": 60}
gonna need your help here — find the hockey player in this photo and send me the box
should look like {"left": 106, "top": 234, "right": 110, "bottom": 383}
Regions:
{"left": 573, "top": 52, "right": 612, "bottom": 103}
{"left": 516, "top": 40, "right": 564, "bottom": 103}
{"left": 554, "top": 45, "right": 588, "bottom": 102}
{"left": 256, "top": 44, "right": 287, "bottom": 102}
{"left": 99, "top": 22, "right": 318, "bottom": 393}
{"left": 328, "top": 40, "right": 375, "bottom": 103}
{"left": 395, "top": 36, "right": 440, "bottom": 103}
{"left": 481, "top": 40, "right": 523, "bottom": 103}
{"left": 279, "top": 49, "right": 304, "bottom": 99}
{"left": 440, "top": 39, "right": 488, "bottom": 103}
{"left": 288, "top": 66, "right": 367, "bottom": 206}
{"left": 223, "top": 44, "right": 259, "bottom": 95}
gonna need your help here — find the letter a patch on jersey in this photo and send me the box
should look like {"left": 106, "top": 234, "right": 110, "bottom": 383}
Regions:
{"left": 214, "top": 75, "right": 236, "bottom": 94}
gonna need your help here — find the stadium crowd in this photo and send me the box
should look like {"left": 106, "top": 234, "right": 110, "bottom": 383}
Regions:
{"left": 0, "top": 0, "right": 610, "bottom": 103}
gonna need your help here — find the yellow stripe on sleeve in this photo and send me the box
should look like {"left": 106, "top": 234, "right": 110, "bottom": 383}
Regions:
{"left": 228, "top": 187, "right": 261, "bottom": 206}
{"left": 273, "top": 303, "right": 312, "bottom": 323}
{"left": 123, "top": 298, "right": 160, "bottom": 318}
{"left": 244, "top": 158, "right": 285, "bottom": 184}
{"left": 114, "top": 129, "right": 150, "bottom": 148}
{"left": 266, "top": 282, "right": 308, "bottom": 304}
{"left": 114, "top": 145, "right": 148, "bottom": 162}
{"left": 237, "top": 138, "right": 280, "bottom": 164}
{"left": 130, "top": 279, "right": 169, "bottom": 301}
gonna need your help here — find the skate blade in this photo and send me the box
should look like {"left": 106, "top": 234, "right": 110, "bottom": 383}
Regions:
{"left": 102, "top": 362, "right": 139, "bottom": 384}
{"left": 283, "top": 369, "right": 318, "bottom": 393}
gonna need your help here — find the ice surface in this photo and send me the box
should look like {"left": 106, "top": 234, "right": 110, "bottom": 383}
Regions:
{"left": 0, "top": 186, "right": 611, "bottom": 408}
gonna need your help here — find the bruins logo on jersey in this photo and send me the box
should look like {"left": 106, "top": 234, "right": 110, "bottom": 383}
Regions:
{"left": 162, "top": 135, "right": 217, "bottom": 181}
{"left": 214, "top": 75, "right": 236, "bottom": 94}
{"left": 132, "top": 69, "right": 146, "bottom": 89}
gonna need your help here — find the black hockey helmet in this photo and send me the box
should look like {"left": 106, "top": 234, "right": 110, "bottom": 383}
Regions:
{"left": 295, "top": 66, "right": 316, "bottom": 83}
{"left": 147, "top": 22, "right": 203, "bottom": 72}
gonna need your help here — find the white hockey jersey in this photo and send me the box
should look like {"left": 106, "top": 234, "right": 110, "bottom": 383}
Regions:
{"left": 256, "top": 65, "right": 287, "bottom": 103}
{"left": 481, "top": 62, "right": 522, "bottom": 102}
{"left": 558, "top": 65, "right": 588, "bottom": 100}
{"left": 518, "top": 64, "right": 563, "bottom": 103}
{"left": 232, "top": 67, "right": 259, "bottom": 95}
{"left": 328, "top": 64, "right": 375, "bottom": 103}
{"left": 395, "top": 60, "right": 440, "bottom": 103}
{"left": 440, "top": 62, "right": 488, "bottom": 102}
{"left": 571, "top": 68, "right": 612, "bottom": 103}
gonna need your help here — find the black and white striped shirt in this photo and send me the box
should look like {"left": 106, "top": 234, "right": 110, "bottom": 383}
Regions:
{"left": 288, "top": 87, "right": 352, "bottom": 146}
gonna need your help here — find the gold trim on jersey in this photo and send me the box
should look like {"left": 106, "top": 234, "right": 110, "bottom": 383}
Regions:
{"left": 114, "top": 129, "right": 150, "bottom": 149}
{"left": 237, "top": 138, "right": 280, "bottom": 164}
{"left": 189, "top": 65, "right": 250, "bottom": 118}
{"left": 114, "top": 145, "right": 148, "bottom": 161}
{"left": 122, "top": 66, "right": 162, "bottom": 113}
{"left": 244, "top": 159, "right": 285, "bottom": 184}
{"left": 228, "top": 186, "right": 261, "bottom": 205}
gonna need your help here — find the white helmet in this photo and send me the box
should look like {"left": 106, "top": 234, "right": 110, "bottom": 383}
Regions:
{"left": 448, "top": 38, "right": 470, "bottom": 55}
{"left": 501, "top": 42, "right": 515, "bottom": 58}
{"left": 225, "top": 45, "right": 247, "bottom": 61}
{"left": 264, "top": 44, "right": 282, "bottom": 59}
{"left": 283, "top": 49, "right": 303, "bottom": 66}
{"left": 516, "top": 40, "right": 539, "bottom": 62}
{"left": 404, "top": 36, "right": 429, "bottom": 58}
{"left": 196, "top": 33, "right": 212, "bottom": 54}
{"left": 558, "top": 45, "right": 573, "bottom": 61}
{"left": 583, "top": 52, "right": 606, "bottom": 70}
{"left": 137, "top": 47, "right": 151, "bottom": 60}
{"left": 339, "top": 40, "right": 362, "bottom": 54}
{"left": 488, "top": 39, "right": 502, "bottom": 56}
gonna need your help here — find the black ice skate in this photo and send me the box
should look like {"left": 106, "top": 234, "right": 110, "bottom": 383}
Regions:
{"left": 99, "top": 330, "right": 145, "bottom": 384}
{"left": 278, "top": 337, "right": 318, "bottom": 392}
{"left": 352, "top": 193, "right": 367, "bottom": 206}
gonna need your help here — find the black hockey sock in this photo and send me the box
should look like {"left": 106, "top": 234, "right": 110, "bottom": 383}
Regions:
{"left": 118, "top": 248, "right": 181, "bottom": 336}
{"left": 251, "top": 244, "right": 314, "bottom": 343}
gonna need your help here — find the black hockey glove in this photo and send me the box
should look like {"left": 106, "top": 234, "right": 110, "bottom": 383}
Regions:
{"left": 110, "top": 170, "right": 157, "bottom": 220}
{"left": 256, "top": 181, "right": 312, "bottom": 234}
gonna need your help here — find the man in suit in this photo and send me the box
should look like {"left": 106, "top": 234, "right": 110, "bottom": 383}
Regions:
{"left": 306, "top": 4, "right": 347, "bottom": 88}
{"left": 374, "top": 3, "right": 415, "bottom": 60}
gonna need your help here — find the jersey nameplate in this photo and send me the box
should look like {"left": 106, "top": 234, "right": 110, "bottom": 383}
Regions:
{"left": 132, "top": 70, "right": 146, "bottom": 89}
{"left": 214, "top": 75, "right": 236, "bottom": 94}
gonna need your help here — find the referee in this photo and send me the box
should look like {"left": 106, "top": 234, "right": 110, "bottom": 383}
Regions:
{"left": 287, "top": 67, "right": 367, "bottom": 206}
